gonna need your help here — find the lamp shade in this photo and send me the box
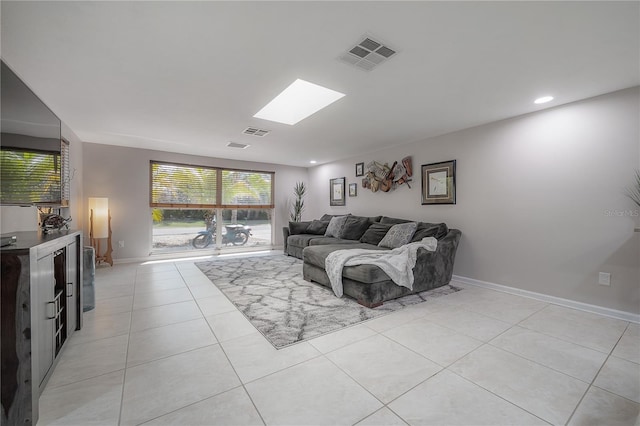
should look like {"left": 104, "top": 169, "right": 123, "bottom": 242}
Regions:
{"left": 89, "top": 197, "right": 109, "bottom": 239}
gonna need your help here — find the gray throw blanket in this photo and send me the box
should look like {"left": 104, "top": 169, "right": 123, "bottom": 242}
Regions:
{"left": 325, "top": 237, "right": 438, "bottom": 297}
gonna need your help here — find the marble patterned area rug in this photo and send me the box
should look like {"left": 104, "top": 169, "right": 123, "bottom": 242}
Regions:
{"left": 195, "top": 255, "right": 460, "bottom": 348}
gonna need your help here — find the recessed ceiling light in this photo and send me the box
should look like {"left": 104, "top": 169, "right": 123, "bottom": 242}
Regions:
{"left": 309, "top": 160, "right": 317, "bottom": 164}
{"left": 254, "top": 79, "right": 345, "bottom": 125}
{"left": 534, "top": 96, "right": 554, "bottom": 104}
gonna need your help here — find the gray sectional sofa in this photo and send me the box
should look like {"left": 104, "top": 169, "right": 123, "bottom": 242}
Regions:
{"left": 283, "top": 214, "right": 461, "bottom": 307}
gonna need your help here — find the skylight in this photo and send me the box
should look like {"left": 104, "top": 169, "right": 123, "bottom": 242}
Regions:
{"left": 254, "top": 79, "right": 345, "bottom": 125}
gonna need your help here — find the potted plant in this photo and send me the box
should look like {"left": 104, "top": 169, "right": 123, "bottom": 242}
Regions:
{"left": 290, "top": 181, "right": 306, "bottom": 222}
{"left": 627, "top": 170, "right": 640, "bottom": 207}
{"left": 627, "top": 170, "right": 640, "bottom": 233}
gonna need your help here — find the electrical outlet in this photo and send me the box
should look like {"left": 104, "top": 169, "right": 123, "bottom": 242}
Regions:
{"left": 118, "top": 240, "right": 125, "bottom": 248}
{"left": 598, "top": 272, "right": 611, "bottom": 286}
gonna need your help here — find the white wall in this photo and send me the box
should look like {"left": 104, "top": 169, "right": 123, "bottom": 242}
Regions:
{"left": 308, "top": 87, "right": 640, "bottom": 314}
{"left": 82, "top": 143, "right": 308, "bottom": 259}
{"left": 0, "top": 205, "right": 39, "bottom": 232}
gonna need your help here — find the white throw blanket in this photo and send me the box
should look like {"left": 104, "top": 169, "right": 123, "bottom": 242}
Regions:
{"left": 325, "top": 237, "right": 438, "bottom": 297}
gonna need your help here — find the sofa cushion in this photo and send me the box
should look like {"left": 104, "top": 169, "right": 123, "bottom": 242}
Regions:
{"left": 380, "top": 216, "right": 412, "bottom": 225}
{"left": 289, "top": 221, "right": 311, "bottom": 235}
{"left": 378, "top": 222, "right": 418, "bottom": 249}
{"left": 303, "top": 244, "right": 390, "bottom": 284}
{"left": 307, "top": 219, "right": 329, "bottom": 235}
{"left": 308, "top": 237, "right": 359, "bottom": 246}
{"left": 359, "top": 222, "right": 393, "bottom": 245}
{"left": 320, "top": 213, "right": 349, "bottom": 222}
{"left": 325, "top": 215, "right": 350, "bottom": 238}
{"left": 411, "top": 222, "right": 449, "bottom": 241}
{"left": 287, "top": 234, "right": 320, "bottom": 248}
{"left": 303, "top": 244, "right": 369, "bottom": 268}
{"left": 338, "top": 216, "right": 372, "bottom": 240}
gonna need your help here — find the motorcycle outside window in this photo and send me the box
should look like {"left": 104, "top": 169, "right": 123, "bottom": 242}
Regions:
{"left": 151, "top": 208, "right": 272, "bottom": 254}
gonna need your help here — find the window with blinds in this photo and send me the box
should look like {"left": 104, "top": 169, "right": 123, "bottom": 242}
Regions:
{"left": 221, "top": 170, "right": 273, "bottom": 208}
{"left": 60, "top": 139, "right": 70, "bottom": 205}
{"left": 0, "top": 147, "right": 62, "bottom": 205}
{"left": 150, "top": 161, "right": 274, "bottom": 209}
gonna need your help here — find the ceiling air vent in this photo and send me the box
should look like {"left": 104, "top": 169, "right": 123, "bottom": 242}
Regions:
{"left": 339, "top": 35, "right": 397, "bottom": 72}
{"left": 227, "top": 142, "right": 250, "bottom": 149}
{"left": 243, "top": 127, "right": 270, "bottom": 137}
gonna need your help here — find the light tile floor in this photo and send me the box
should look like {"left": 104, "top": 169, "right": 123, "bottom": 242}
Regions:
{"left": 38, "top": 256, "right": 640, "bottom": 426}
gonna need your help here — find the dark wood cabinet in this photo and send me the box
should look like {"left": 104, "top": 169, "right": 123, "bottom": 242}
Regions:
{"left": 1, "top": 231, "right": 82, "bottom": 426}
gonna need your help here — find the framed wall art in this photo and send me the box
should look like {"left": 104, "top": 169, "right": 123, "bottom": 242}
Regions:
{"left": 348, "top": 183, "right": 357, "bottom": 197}
{"left": 330, "top": 177, "right": 346, "bottom": 206}
{"left": 355, "top": 162, "right": 364, "bottom": 177}
{"left": 421, "top": 160, "right": 456, "bottom": 205}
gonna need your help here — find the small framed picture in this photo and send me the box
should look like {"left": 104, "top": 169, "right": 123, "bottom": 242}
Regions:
{"left": 348, "top": 183, "right": 357, "bottom": 197}
{"left": 421, "top": 160, "right": 456, "bottom": 205}
{"left": 330, "top": 177, "right": 346, "bottom": 206}
{"left": 355, "top": 162, "right": 364, "bottom": 177}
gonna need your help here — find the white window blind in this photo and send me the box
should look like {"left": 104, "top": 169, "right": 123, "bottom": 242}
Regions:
{"left": 60, "top": 139, "right": 70, "bottom": 206}
{"left": 221, "top": 170, "right": 273, "bottom": 208}
{"left": 150, "top": 161, "right": 218, "bottom": 208}
{"left": 0, "top": 147, "right": 62, "bottom": 205}
{"left": 150, "top": 161, "right": 274, "bottom": 209}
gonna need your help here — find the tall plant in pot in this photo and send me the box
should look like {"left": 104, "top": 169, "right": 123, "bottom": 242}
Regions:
{"left": 290, "top": 181, "right": 306, "bottom": 222}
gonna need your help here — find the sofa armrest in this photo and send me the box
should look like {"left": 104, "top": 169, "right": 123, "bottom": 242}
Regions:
{"left": 282, "top": 226, "right": 291, "bottom": 252}
{"left": 412, "top": 229, "right": 462, "bottom": 288}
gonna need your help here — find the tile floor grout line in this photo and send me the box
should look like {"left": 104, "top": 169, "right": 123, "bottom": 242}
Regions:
{"left": 351, "top": 405, "right": 410, "bottom": 426}
{"left": 484, "top": 340, "right": 595, "bottom": 385}
{"left": 514, "top": 317, "right": 625, "bottom": 356}
{"left": 414, "top": 310, "right": 510, "bottom": 343}
{"left": 381, "top": 405, "right": 411, "bottom": 426}
{"left": 373, "top": 331, "right": 551, "bottom": 424}
{"left": 442, "top": 358, "right": 554, "bottom": 426}
{"left": 116, "top": 266, "right": 142, "bottom": 426}
{"left": 124, "top": 341, "right": 220, "bottom": 369}
{"left": 180, "top": 266, "right": 268, "bottom": 426}
{"left": 590, "top": 384, "right": 640, "bottom": 405}
{"left": 133, "top": 384, "right": 249, "bottom": 425}
{"left": 564, "top": 321, "right": 632, "bottom": 425}
{"left": 380, "top": 328, "right": 476, "bottom": 371}
{"left": 41, "top": 367, "right": 127, "bottom": 391}
{"left": 322, "top": 352, "right": 390, "bottom": 409}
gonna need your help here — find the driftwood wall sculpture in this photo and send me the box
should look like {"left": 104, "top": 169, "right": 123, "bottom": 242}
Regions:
{"left": 362, "top": 156, "right": 413, "bottom": 193}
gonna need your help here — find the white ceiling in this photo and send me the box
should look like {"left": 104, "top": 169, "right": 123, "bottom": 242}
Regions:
{"left": 2, "top": 1, "right": 638, "bottom": 168}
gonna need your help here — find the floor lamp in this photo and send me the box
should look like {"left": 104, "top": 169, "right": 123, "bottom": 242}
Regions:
{"left": 89, "top": 197, "right": 113, "bottom": 266}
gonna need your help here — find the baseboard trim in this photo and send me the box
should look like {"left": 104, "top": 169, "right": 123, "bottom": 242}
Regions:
{"left": 452, "top": 274, "right": 640, "bottom": 324}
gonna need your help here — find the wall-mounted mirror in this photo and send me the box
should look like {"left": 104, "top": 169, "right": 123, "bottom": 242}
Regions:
{"left": 1, "top": 60, "right": 64, "bottom": 206}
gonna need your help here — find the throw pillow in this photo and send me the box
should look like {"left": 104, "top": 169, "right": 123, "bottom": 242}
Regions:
{"left": 337, "top": 216, "right": 372, "bottom": 240}
{"left": 359, "top": 222, "right": 393, "bottom": 245}
{"left": 289, "top": 221, "right": 310, "bottom": 235}
{"left": 306, "top": 219, "right": 329, "bottom": 235}
{"left": 378, "top": 222, "right": 418, "bottom": 249}
{"left": 324, "top": 215, "right": 349, "bottom": 238}
{"left": 411, "top": 222, "right": 449, "bottom": 242}
{"left": 320, "top": 213, "right": 350, "bottom": 222}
